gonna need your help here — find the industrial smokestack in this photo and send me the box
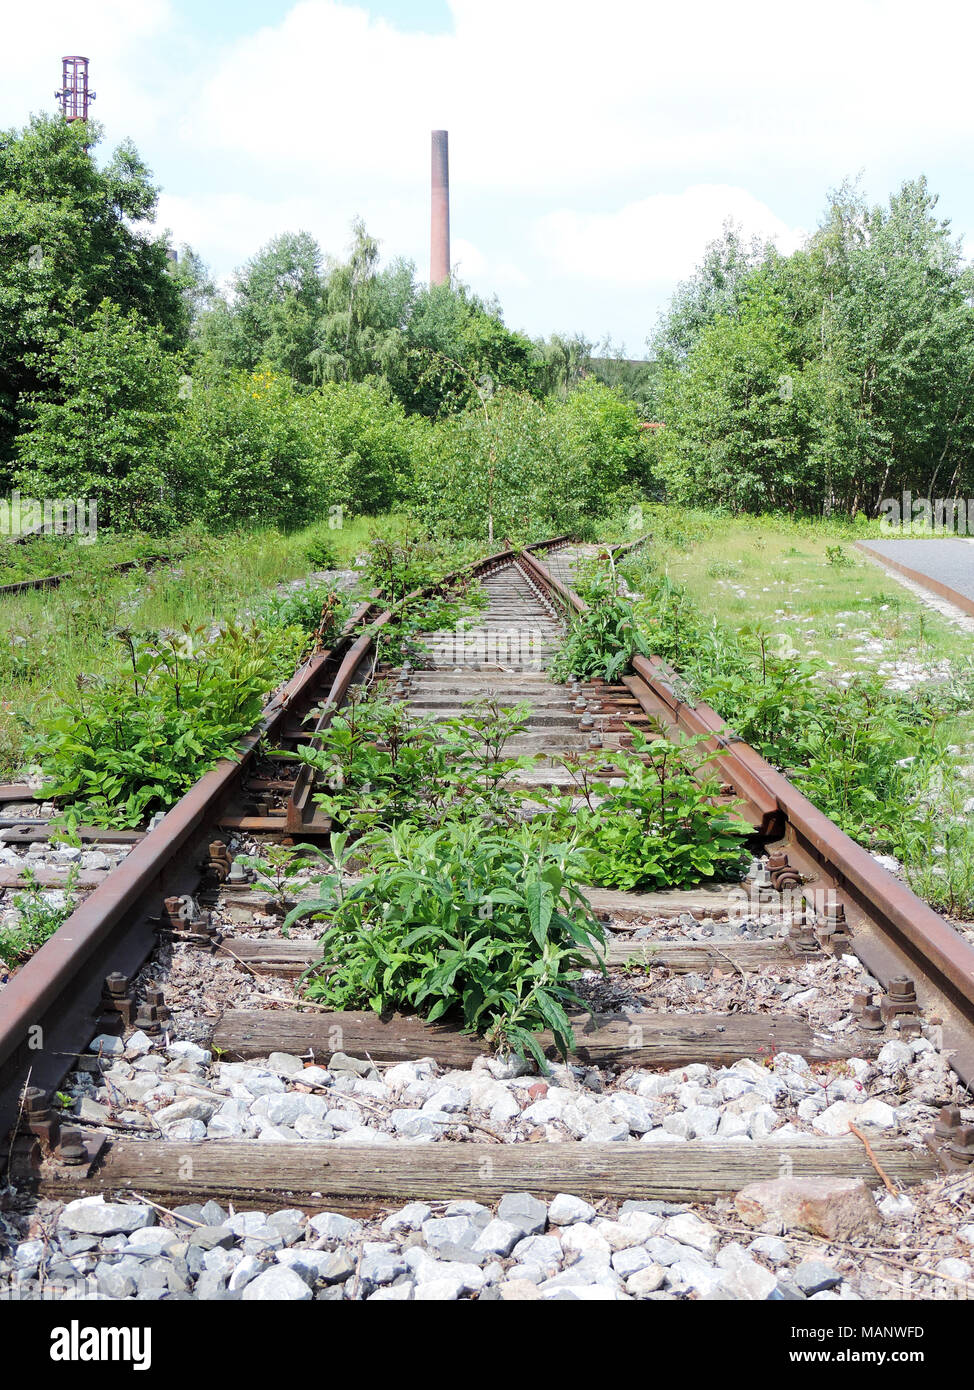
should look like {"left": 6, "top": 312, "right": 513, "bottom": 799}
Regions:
{"left": 430, "top": 129, "right": 450, "bottom": 288}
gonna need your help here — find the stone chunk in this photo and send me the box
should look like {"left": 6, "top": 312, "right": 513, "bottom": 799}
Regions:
{"left": 663, "top": 1212, "right": 719, "bottom": 1258}
{"left": 309, "top": 1212, "right": 362, "bottom": 1241}
{"left": 241, "top": 1267, "right": 313, "bottom": 1300}
{"left": 813, "top": 1099, "right": 896, "bottom": 1135}
{"left": 625, "top": 1264, "right": 665, "bottom": 1296}
{"left": 735, "top": 1177, "right": 882, "bottom": 1240}
{"left": 421, "top": 1215, "right": 481, "bottom": 1256}
{"left": 473, "top": 1219, "right": 522, "bottom": 1257}
{"left": 794, "top": 1260, "right": 842, "bottom": 1294}
{"left": 60, "top": 1197, "right": 154, "bottom": 1236}
{"left": 497, "top": 1192, "right": 547, "bottom": 1236}
{"left": 548, "top": 1193, "right": 596, "bottom": 1225}
{"left": 720, "top": 1258, "right": 780, "bottom": 1300}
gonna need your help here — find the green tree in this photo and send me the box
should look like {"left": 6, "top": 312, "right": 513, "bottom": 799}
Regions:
{"left": 302, "top": 380, "right": 422, "bottom": 517}
{"left": 655, "top": 278, "right": 813, "bottom": 512}
{"left": 197, "top": 231, "right": 324, "bottom": 384}
{"left": 15, "top": 300, "right": 183, "bottom": 529}
{"left": 393, "top": 282, "right": 540, "bottom": 418}
{"left": 552, "top": 379, "right": 648, "bottom": 513}
{"left": 652, "top": 221, "right": 773, "bottom": 368}
{"left": 174, "top": 367, "right": 321, "bottom": 532}
{"left": 311, "top": 219, "right": 412, "bottom": 386}
{"left": 0, "top": 114, "right": 186, "bottom": 477}
{"left": 534, "top": 332, "right": 593, "bottom": 397}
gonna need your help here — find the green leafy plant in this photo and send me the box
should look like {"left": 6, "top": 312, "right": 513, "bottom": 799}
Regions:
{"left": 32, "top": 622, "right": 303, "bottom": 828}
{"left": 551, "top": 567, "right": 650, "bottom": 682}
{"left": 288, "top": 827, "right": 606, "bottom": 1068}
{"left": 235, "top": 844, "right": 316, "bottom": 917}
{"left": 542, "top": 734, "right": 751, "bottom": 891}
{"left": 294, "top": 693, "right": 531, "bottom": 833}
{"left": 0, "top": 866, "right": 79, "bottom": 966}
{"left": 304, "top": 537, "right": 339, "bottom": 570}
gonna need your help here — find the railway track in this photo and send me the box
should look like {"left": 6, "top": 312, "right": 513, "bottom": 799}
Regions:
{"left": 1, "top": 535, "right": 974, "bottom": 1303}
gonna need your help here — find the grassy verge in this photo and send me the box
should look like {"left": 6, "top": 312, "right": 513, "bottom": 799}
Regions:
{"left": 616, "top": 505, "right": 974, "bottom": 676}
{"left": 0, "top": 514, "right": 398, "bottom": 779}
{"left": 584, "top": 506, "right": 974, "bottom": 918}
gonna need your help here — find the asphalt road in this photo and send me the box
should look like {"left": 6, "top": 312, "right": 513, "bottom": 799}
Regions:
{"left": 859, "top": 537, "right": 974, "bottom": 604}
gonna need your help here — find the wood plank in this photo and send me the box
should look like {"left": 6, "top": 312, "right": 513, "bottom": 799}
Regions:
{"left": 0, "top": 870, "right": 108, "bottom": 890}
{"left": 0, "top": 785, "right": 34, "bottom": 803}
{"left": 34, "top": 1137, "right": 937, "bottom": 1213}
{"left": 210, "top": 882, "right": 745, "bottom": 924}
{"left": 586, "top": 886, "right": 743, "bottom": 922}
{"left": 0, "top": 826, "right": 143, "bottom": 845}
{"left": 605, "top": 939, "right": 795, "bottom": 970}
{"left": 217, "top": 936, "right": 794, "bottom": 978}
{"left": 213, "top": 1007, "right": 858, "bottom": 1068}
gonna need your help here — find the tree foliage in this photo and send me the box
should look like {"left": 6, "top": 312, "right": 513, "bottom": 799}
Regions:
{"left": 0, "top": 114, "right": 186, "bottom": 477}
{"left": 653, "top": 178, "right": 974, "bottom": 515}
{"left": 15, "top": 301, "right": 184, "bottom": 530}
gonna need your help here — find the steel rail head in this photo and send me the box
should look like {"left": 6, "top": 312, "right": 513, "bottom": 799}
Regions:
{"left": 524, "top": 536, "right": 974, "bottom": 1084}
{"left": 0, "top": 646, "right": 332, "bottom": 1132}
{"left": 0, "top": 536, "right": 577, "bottom": 1144}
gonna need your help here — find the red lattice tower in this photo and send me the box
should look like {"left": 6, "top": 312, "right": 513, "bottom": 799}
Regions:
{"left": 55, "top": 56, "right": 96, "bottom": 122}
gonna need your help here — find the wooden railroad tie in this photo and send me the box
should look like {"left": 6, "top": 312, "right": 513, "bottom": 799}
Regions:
{"left": 212, "top": 1007, "right": 863, "bottom": 1069}
{"left": 23, "top": 1137, "right": 937, "bottom": 1215}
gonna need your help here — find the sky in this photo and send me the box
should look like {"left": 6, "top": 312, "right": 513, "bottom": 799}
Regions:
{"left": 4, "top": 1, "right": 974, "bottom": 355}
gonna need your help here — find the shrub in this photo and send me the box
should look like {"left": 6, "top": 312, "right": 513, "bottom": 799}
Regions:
{"left": 289, "top": 826, "right": 606, "bottom": 1066}
{"left": 174, "top": 368, "right": 320, "bottom": 531}
{"left": 543, "top": 736, "right": 752, "bottom": 891}
{"left": 31, "top": 621, "right": 307, "bottom": 828}
{"left": 15, "top": 301, "right": 183, "bottom": 531}
{"left": 302, "top": 381, "right": 421, "bottom": 517}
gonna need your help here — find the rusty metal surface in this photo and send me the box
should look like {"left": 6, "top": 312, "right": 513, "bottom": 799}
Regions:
{"left": 519, "top": 543, "right": 974, "bottom": 1089}
{"left": 284, "top": 541, "right": 572, "bottom": 833}
{"left": 0, "top": 554, "right": 167, "bottom": 600}
{"left": 0, "top": 646, "right": 334, "bottom": 1135}
{"left": 0, "top": 785, "right": 34, "bottom": 802}
{"left": 0, "top": 540, "right": 572, "bottom": 1143}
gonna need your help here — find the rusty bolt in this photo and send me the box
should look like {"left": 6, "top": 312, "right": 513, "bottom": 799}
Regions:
{"left": 852, "top": 992, "right": 885, "bottom": 1030}
{"left": 930, "top": 1105, "right": 974, "bottom": 1166}
{"left": 767, "top": 852, "right": 802, "bottom": 892}
{"left": 23, "top": 1088, "right": 59, "bottom": 1150}
{"left": 786, "top": 923, "right": 820, "bottom": 954}
{"left": 208, "top": 840, "right": 232, "bottom": 881}
{"left": 135, "top": 983, "right": 170, "bottom": 1034}
{"left": 163, "top": 896, "right": 190, "bottom": 929}
{"left": 56, "top": 1127, "right": 86, "bottom": 1165}
{"left": 21, "top": 1085, "right": 47, "bottom": 1116}
{"left": 888, "top": 976, "right": 917, "bottom": 1002}
{"left": 935, "top": 1104, "right": 963, "bottom": 1137}
{"left": 882, "top": 976, "right": 919, "bottom": 1021}
{"left": 101, "top": 972, "right": 134, "bottom": 1027}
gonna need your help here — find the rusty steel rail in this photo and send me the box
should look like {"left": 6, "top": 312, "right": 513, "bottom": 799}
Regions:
{"left": 0, "top": 553, "right": 170, "bottom": 599}
{"left": 518, "top": 544, "right": 974, "bottom": 1091}
{"left": 283, "top": 537, "right": 572, "bottom": 833}
{"left": 0, "top": 538, "right": 572, "bottom": 1146}
{"left": 0, "top": 641, "right": 342, "bottom": 1137}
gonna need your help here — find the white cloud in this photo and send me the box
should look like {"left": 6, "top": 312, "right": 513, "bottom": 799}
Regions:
{"left": 0, "top": 1, "right": 175, "bottom": 142}
{"left": 155, "top": 191, "right": 352, "bottom": 271}
{"left": 535, "top": 186, "right": 805, "bottom": 287}
{"left": 183, "top": 0, "right": 974, "bottom": 193}
{"left": 6, "top": 0, "right": 974, "bottom": 343}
